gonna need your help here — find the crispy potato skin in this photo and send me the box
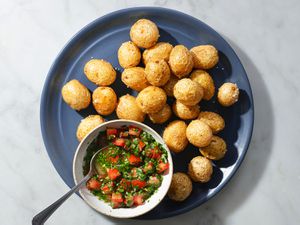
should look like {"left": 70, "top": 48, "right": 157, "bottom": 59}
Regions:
{"left": 163, "top": 120, "right": 188, "bottom": 153}
{"left": 84, "top": 59, "right": 116, "bottom": 86}
{"left": 168, "top": 172, "right": 193, "bottom": 201}
{"left": 163, "top": 75, "right": 179, "bottom": 97}
{"left": 200, "top": 136, "right": 227, "bottom": 160}
{"left": 61, "top": 79, "right": 91, "bottom": 110}
{"left": 198, "top": 111, "right": 225, "bottom": 134}
{"left": 172, "top": 100, "right": 200, "bottom": 120}
{"left": 190, "top": 70, "right": 215, "bottom": 101}
{"left": 130, "top": 19, "right": 159, "bottom": 48}
{"left": 188, "top": 156, "right": 213, "bottom": 183}
{"left": 118, "top": 41, "right": 141, "bottom": 68}
{"left": 145, "top": 60, "right": 171, "bottom": 86}
{"left": 143, "top": 42, "right": 173, "bottom": 65}
{"left": 136, "top": 86, "right": 167, "bottom": 114}
{"left": 186, "top": 120, "right": 213, "bottom": 147}
{"left": 169, "top": 45, "right": 194, "bottom": 78}
{"left": 217, "top": 82, "right": 239, "bottom": 107}
{"left": 121, "top": 67, "right": 149, "bottom": 91}
{"left": 92, "top": 87, "right": 117, "bottom": 116}
{"left": 116, "top": 94, "right": 145, "bottom": 122}
{"left": 148, "top": 104, "right": 172, "bottom": 124}
{"left": 174, "top": 78, "right": 204, "bottom": 106}
{"left": 76, "top": 115, "right": 105, "bottom": 142}
{"left": 190, "top": 45, "right": 219, "bottom": 69}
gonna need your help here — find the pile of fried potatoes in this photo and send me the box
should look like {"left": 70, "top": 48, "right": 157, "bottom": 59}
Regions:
{"left": 61, "top": 19, "right": 240, "bottom": 202}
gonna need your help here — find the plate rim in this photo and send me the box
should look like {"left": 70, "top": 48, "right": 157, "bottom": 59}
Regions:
{"left": 40, "top": 6, "right": 254, "bottom": 219}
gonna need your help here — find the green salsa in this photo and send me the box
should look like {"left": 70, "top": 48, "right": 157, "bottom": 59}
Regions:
{"left": 83, "top": 125, "right": 169, "bottom": 208}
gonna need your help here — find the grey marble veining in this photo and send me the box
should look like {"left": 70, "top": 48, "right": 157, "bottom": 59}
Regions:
{"left": 0, "top": 0, "right": 299, "bottom": 224}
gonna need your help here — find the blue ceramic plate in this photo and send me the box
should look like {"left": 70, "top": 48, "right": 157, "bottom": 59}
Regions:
{"left": 40, "top": 7, "right": 254, "bottom": 219}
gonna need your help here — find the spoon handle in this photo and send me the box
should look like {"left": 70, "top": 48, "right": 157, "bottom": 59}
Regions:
{"left": 32, "top": 175, "right": 90, "bottom": 225}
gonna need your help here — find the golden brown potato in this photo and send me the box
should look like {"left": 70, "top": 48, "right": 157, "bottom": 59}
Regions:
{"left": 173, "top": 78, "right": 203, "bottom": 106}
{"left": 61, "top": 79, "right": 91, "bottom": 110}
{"left": 145, "top": 60, "right": 171, "bottom": 86}
{"left": 190, "top": 45, "right": 219, "bottom": 69}
{"left": 143, "top": 42, "right": 173, "bottom": 64}
{"left": 136, "top": 86, "right": 167, "bottom": 114}
{"left": 190, "top": 70, "right": 215, "bottom": 101}
{"left": 188, "top": 156, "right": 213, "bottom": 183}
{"left": 163, "top": 120, "right": 188, "bottom": 153}
{"left": 76, "top": 115, "right": 105, "bottom": 142}
{"left": 172, "top": 100, "right": 200, "bottom": 120}
{"left": 163, "top": 74, "right": 179, "bottom": 97}
{"left": 118, "top": 41, "right": 141, "bottom": 68}
{"left": 121, "top": 67, "right": 149, "bottom": 91}
{"left": 116, "top": 94, "right": 145, "bottom": 122}
{"left": 198, "top": 111, "right": 225, "bottom": 134}
{"left": 217, "top": 82, "right": 239, "bottom": 107}
{"left": 200, "top": 136, "right": 227, "bottom": 160}
{"left": 148, "top": 104, "right": 172, "bottom": 124}
{"left": 168, "top": 172, "right": 193, "bottom": 201}
{"left": 186, "top": 120, "right": 212, "bottom": 147}
{"left": 92, "top": 87, "right": 117, "bottom": 115}
{"left": 130, "top": 19, "right": 159, "bottom": 48}
{"left": 84, "top": 59, "right": 116, "bottom": 86}
{"left": 169, "top": 45, "right": 194, "bottom": 78}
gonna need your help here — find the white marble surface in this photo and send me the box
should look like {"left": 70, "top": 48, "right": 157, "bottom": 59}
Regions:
{"left": 0, "top": 0, "right": 299, "bottom": 224}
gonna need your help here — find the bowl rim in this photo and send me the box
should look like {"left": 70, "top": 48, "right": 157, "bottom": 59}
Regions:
{"left": 72, "top": 119, "right": 174, "bottom": 218}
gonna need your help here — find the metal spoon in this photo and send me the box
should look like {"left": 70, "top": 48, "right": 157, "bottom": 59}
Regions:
{"left": 32, "top": 146, "right": 108, "bottom": 225}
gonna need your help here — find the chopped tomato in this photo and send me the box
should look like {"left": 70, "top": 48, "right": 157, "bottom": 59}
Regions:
{"left": 101, "top": 181, "right": 114, "bottom": 194}
{"left": 86, "top": 178, "right": 101, "bottom": 191}
{"left": 107, "top": 128, "right": 118, "bottom": 136}
{"left": 129, "top": 126, "right": 142, "bottom": 136}
{"left": 111, "top": 201, "right": 122, "bottom": 208}
{"left": 133, "top": 195, "right": 144, "bottom": 206}
{"left": 101, "top": 185, "right": 110, "bottom": 194}
{"left": 128, "top": 154, "right": 142, "bottom": 165}
{"left": 145, "top": 147, "right": 161, "bottom": 159}
{"left": 143, "top": 162, "right": 154, "bottom": 173}
{"left": 157, "top": 162, "right": 169, "bottom": 173}
{"left": 131, "top": 180, "right": 146, "bottom": 189}
{"left": 113, "top": 138, "right": 125, "bottom": 147}
{"left": 109, "top": 155, "right": 119, "bottom": 163}
{"left": 108, "top": 168, "right": 121, "bottom": 180}
{"left": 111, "top": 193, "right": 123, "bottom": 203}
{"left": 138, "top": 141, "right": 146, "bottom": 151}
{"left": 119, "top": 178, "right": 130, "bottom": 191}
{"left": 111, "top": 193, "right": 123, "bottom": 208}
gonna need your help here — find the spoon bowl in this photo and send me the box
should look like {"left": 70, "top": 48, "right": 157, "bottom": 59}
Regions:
{"left": 86, "top": 147, "right": 108, "bottom": 177}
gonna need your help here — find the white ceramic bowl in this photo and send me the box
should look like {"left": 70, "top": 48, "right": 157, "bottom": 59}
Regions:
{"left": 73, "top": 119, "right": 173, "bottom": 218}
